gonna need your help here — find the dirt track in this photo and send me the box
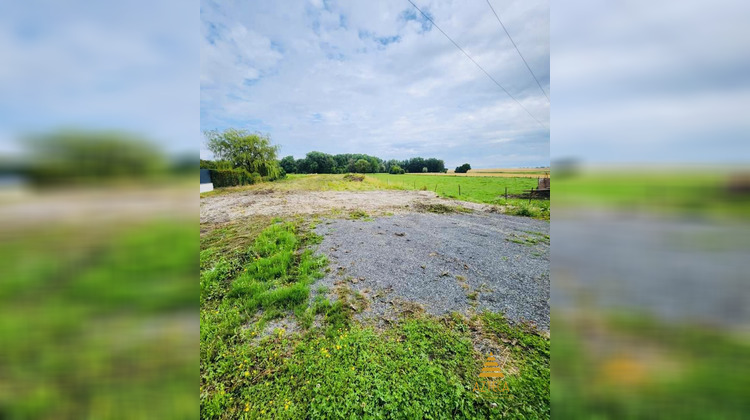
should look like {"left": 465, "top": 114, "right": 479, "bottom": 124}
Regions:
{"left": 200, "top": 190, "right": 496, "bottom": 223}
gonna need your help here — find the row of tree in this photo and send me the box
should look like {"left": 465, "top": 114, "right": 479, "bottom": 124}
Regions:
{"left": 279, "top": 152, "right": 448, "bottom": 174}
{"left": 200, "top": 129, "right": 471, "bottom": 179}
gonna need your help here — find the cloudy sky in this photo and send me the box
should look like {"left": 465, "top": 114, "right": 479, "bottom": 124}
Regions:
{"left": 200, "top": 0, "right": 550, "bottom": 168}
{"left": 0, "top": 0, "right": 198, "bottom": 157}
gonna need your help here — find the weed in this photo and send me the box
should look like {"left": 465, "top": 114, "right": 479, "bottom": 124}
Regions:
{"left": 348, "top": 209, "right": 372, "bottom": 220}
{"left": 414, "top": 202, "right": 472, "bottom": 214}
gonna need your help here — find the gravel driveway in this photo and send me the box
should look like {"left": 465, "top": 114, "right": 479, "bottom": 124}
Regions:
{"left": 313, "top": 212, "right": 550, "bottom": 331}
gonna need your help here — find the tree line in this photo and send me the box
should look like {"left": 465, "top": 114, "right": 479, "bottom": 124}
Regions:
{"left": 279, "top": 152, "right": 447, "bottom": 175}
{"left": 200, "top": 129, "right": 473, "bottom": 181}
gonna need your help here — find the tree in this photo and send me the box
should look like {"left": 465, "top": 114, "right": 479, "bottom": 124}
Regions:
{"left": 455, "top": 163, "right": 471, "bottom": 173}
{"left": 389, "top": 165, "right": 404, "bottom": 174}
{"left": 279, "top": 155, "right": 297, "bottom": 174}
{"left": 354, "top": 159, "right": 370, "bottom": 173}
{"left": 422, "top": 167, "right": 428, "bottom": 172}
{"left": 204, "top": 129, "right": 281, "bottom": 179}
{"left": 26, "top": 129, "right": 166, "bottom": 185}
{"left": 303, "top": 151, "right": 335, "bottom": 174}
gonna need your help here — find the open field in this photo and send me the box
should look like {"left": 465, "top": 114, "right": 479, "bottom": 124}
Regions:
{"left": 443, "top": 168, "right": 550, "bottom": 177}
{"left": 202, "top": 174, "right": 550, "bottom": 220}
{"left": 200, "top": 175, "right": 550, "bottom": 418}
{"left": 555, "top": 170, "right": 749, "bottom": 219}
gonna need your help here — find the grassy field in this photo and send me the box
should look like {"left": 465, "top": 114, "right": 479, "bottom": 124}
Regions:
{"left": 555, "top": 170, "right": 749, "bottom": 219}
{"left": 444, "top": 168, "right": 550, "bottom": 177}
{"left": 370, "top": 173, "right": 549, "bottom": 219}
{"left": 202, "top": 174, "right": 550, "bottom": 220}
{"left": 200, "top": 218, "right": 550, "bottom": 419}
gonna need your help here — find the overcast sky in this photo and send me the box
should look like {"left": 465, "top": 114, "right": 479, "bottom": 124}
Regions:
{"left": 200, "top": 0, "right": 550, "bottom": 168}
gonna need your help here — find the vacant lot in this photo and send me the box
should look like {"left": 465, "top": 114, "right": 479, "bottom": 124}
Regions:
{"left": 202, "top": 173, "right": 549, "bottom": 220}
{"left": 200, "top": 175, "right": 550, "bottom": 419}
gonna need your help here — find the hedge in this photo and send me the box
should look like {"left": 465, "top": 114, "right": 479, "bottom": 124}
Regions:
{"left": 208, "top": 169, "right": 262, "bottom": 188}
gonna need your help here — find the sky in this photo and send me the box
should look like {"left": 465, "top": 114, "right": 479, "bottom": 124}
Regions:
{"left": 200, "top": 0, "right": 550, "bottom": 169}
{"left": 552, "top": 0, "right": 750, "bottom": 164}
{"left": 0, "top": 0, "right": 198, "bottom": 158}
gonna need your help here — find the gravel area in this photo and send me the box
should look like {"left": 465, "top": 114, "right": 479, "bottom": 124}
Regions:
{"left": 313, "top": 212, "right": 550, "bottom": 331}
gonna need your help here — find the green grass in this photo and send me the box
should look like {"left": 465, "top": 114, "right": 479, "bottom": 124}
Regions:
{"left": 552, "top": 312, "right": 750, "bottom": 419}
{"left": 200, "top": 220, "right": 550, "bottom": 419}
{"left": 0, "top": 220, "right": 196, "bottom": 419}
{"left": 555, "top": 170, "right": 750, "bottom": 220}
{"left": 369, "top": 173, "right": 538, "bottom": 204}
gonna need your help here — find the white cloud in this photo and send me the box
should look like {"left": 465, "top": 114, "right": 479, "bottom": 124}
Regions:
{"left": 200, "top": 0, "right": 549, "bottom": 168}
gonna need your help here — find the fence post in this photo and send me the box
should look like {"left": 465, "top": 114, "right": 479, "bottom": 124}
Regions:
{"left": 505, "top": 186, "right": 508, "bottom": 201}
{"left": 458, "top": 185, "right": 461, "bottom": 196}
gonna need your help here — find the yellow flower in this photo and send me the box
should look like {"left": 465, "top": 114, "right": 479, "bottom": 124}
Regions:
{"left": 245, "top": 407, "right": 249, "bottom": 412}
{"left": 351, "top": 366, "right": 355, "bottom": 371}
{"left": 244, "top": 371, "right": 249, "bottom": 376}
{"left": 261, "top": 410, "right": 266, "bottom": 415}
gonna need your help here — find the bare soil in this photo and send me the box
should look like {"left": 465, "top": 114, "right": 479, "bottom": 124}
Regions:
{"left": 200, "top": 189, "right": 498, "bottom": 223}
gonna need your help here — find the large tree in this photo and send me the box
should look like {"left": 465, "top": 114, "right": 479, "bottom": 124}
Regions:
{"left": 204, "top": 129, "right": 281, "bottom": 178}
{"left": 455, "top": 163, "right": 472, "bottom": 173}
{"left": 279, "top": 155, "right": 297, "bottom": 174}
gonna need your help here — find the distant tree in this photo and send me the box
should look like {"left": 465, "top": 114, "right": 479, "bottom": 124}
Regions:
{"left": 389, "top": 165, "right": 404, "bottom": 174}
{"left": 422, "top": 167, "right": 428, "bottom": 173}
{"left": 425, "top": 158, "right": 445, "bottom": 173}
{"left": 279, "top": 155, "right": 297, "bottom": 174}
{"left": 26, "top": 129, "right": 167, "bottom": 186}
{"left": 455, "top": 163, "right": 471, "bottom": 173}
{"left": 354, "top": 159, "right": 371, "bottom": 173}
{"left": 303, "top": 151, "right": 335, "bottom": 174}
{"left": 204, "top": 129, "right": 281, "bottom": 179}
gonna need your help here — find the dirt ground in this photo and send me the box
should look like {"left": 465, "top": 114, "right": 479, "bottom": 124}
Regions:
{"left": 200, "top": 189, "right": 498, "bottom": 223}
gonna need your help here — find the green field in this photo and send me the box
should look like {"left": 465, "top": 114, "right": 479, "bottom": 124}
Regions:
{"left": 369, "top": 173, "right": 539, "bottom": 203}
{"left": 200, "top": 218, "right": 550, "bottom": 419}
{"left": 555, "top": 170, "right": 749, "bottom": 219}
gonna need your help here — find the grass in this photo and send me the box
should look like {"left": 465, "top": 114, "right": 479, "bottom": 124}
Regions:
{"left": 413, "top": 202, "right": 473, "bottom": 214}
{"left": 200, "top": 220, "right": 550, "bottom": 419}
{"left": 552, "top": 312, "right": 750, "bottom": 419}
{"left": 0, "top": 220, "right": 196, "bottom": 419}
{"left": 555, "top": 169, "right": 750, "bottom": 220}
{"left": 369, "top": 173, "right": 538, "bottom": 203}
{"left": 203, "top": 173, "right": 550, "bottom": 220}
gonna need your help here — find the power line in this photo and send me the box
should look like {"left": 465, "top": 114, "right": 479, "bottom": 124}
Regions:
{"left": 406, "top": 0, "right": 547, "bottom": 129}
{"left": 485, "top": 0, "right": 549, "bottom": 102}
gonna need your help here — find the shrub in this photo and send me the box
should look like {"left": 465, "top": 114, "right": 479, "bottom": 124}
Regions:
{"left": 422, "top": 167, "right": 428, "bottom": 172}
{"left": 455, "top": 163, "right": 471, "bottom": 173}
{"left": 389, "top": 165, "right": 405, "bottom": 174}
{"left": 208, "top": 168, "right": 262, "bottom": 188}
